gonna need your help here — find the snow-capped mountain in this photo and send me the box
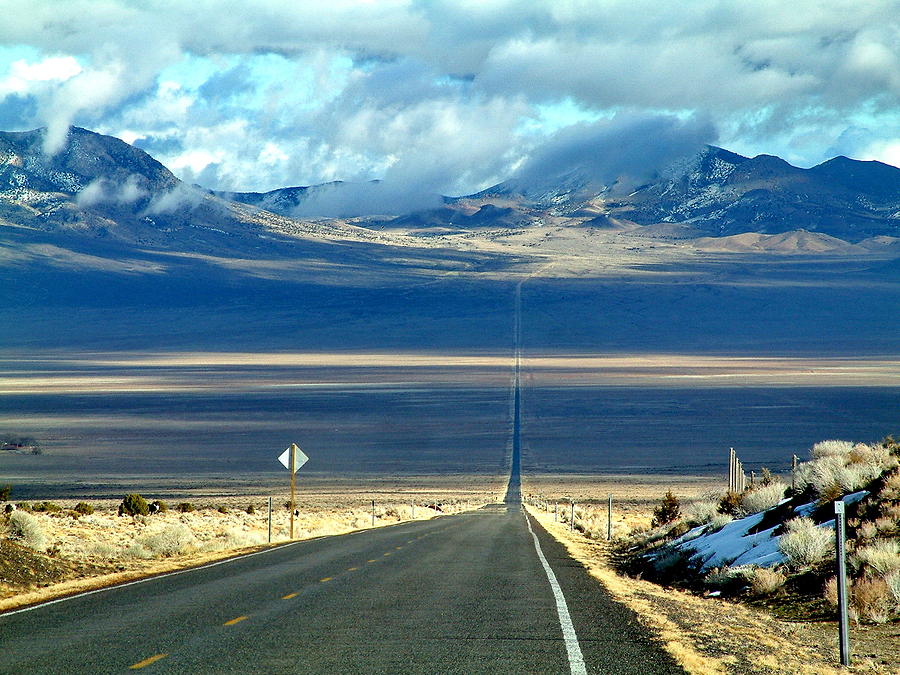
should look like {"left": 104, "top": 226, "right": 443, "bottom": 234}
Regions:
{"left": 2, "top": 127, "right": 899, "bottom": 246}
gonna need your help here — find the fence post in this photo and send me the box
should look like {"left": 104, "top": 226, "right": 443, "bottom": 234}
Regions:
{"left": 371, "top": 499, "right": 376, "bottom": 527}
{"left": 791, "top": 454, "right": 799, "bottom": 492}
{"left": 268, "top": 496, "right": 272, "bottom": 544}
{"left": 834, "top": 500, "right": 851, "bottom": 667}
{"left": 728, "top": 447, "right": 735, "bottom": 491}
{"left": 607, "top": 493, "right": 612, "bottom": 540}
{"left": 570, "top": 501, "right": 575, "bottom": 532}
{"left": 554, "top": 502, "right": 558, "bottom": 522}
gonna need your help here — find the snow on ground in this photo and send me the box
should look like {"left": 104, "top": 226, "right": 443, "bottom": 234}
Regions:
{"left": 663, "top": 490, "right": 869, "bottom": 571}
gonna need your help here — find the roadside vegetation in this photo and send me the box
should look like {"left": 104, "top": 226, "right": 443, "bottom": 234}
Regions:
{"left": 0, "top": 491, "right": 491, "bottom": 607}
{"left": 548, "top": 438, "right": 900, "bottom": 626}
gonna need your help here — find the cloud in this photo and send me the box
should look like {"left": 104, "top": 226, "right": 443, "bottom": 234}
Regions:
{"left": 75, "top": 175, "right": 148, "bottom": 207}
{"left": 511, "top": 113, "right": 717, "bottom": 196}
{"left": 288, "top": 181, "right": 443, "bottom": 218}
{"left": 0, "top": 0, "right": 898, "bottom": 200}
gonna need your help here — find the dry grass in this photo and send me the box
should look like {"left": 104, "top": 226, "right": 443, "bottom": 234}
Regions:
{"left": 0, "top": 476, "right": 501, "bottom": 611}
{"left": 750, "top": 567, "right": 787, "bottom": 597}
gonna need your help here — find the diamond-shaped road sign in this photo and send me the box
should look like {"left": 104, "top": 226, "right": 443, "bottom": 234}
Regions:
{"left": 278, "top": 444, "right": 309, "bottom": 473}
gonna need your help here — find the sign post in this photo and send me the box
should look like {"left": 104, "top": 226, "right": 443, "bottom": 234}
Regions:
{"left": 277, "top": 443, "right": 309, "bottom": 540}
{"left": 834, "top": 500, "right": 851, "bottom": 667}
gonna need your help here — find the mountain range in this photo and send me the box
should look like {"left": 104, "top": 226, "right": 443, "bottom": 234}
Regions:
{"left": 1, "top": 126, "right": 899, "bottom": 252}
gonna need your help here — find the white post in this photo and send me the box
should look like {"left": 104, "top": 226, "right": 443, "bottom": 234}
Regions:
{"left": 371, "top": 499, "right": 375, "bottom": 527}
{"left": 554, "top": 502, "right": 558, "bottom": 522}
{"left": 267, "top": 496, "right": 273, "bottom": 544}
{"left": 607, "top": 493, "right": 612, "bottom": 540}
{"left": 728, "top": 447, "right": 735, "bottom": 491}
{"left": 570, "top": 501, "right": 575, "bottom": 532}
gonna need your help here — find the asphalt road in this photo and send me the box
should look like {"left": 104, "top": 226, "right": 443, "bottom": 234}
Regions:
{"left": 0, "top": 283, "right": 685, "bottom": 674}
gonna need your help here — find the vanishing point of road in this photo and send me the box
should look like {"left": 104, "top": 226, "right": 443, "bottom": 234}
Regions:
{"left": 0, "top": 285, "right": 684, "bottom": 674}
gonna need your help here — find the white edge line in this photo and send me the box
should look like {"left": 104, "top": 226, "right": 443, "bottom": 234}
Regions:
{"left": 526, "top": 512, "right": 588, "bottom": 675}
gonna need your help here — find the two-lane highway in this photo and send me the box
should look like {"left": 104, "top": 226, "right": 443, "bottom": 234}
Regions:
{"left": 0, "top": 282, "right": 685, "bottom": 673}
{"left": 0, "top": 504, "right": 682, "bottom": 674}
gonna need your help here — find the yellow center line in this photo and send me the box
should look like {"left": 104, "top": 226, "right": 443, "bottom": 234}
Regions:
{"left": 320, "top": 577, "right": 333, "bottom": 582}
{"left": 383, "top": 552, "right": 391, "bottom": 557}
{"left": 129, "top": 654, "right": 168, "bottom": 669}
{"left": 395, "top": 546, "right": 403, "bottom": 550}
{"left": 347, "top": 566, "right": 359, "bottom": 571}
{"left": 367, "top": 559, "right": 377, "bottom": 563}
{"left": 282, "top": 592, "right": 298, "bottom": 599}
{"left": 224, "top": 616, "right": 248, "bottom": 626}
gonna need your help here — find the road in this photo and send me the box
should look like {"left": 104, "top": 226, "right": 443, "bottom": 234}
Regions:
{"left": 0, "top": 284, "right": 684, "bottom": 674}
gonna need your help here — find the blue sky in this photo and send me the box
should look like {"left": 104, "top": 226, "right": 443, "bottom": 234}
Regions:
{"left": 0, "top": 1, "right": 898, "bottom": 197}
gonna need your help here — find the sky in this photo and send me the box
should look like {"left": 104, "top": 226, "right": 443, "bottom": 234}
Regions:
{"left": 0, "top": 0, "right": 898, "bottom": 205}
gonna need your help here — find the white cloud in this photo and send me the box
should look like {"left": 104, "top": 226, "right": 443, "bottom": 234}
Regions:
{"left": 0, "top": 0, "right": 898, "bottom": 199}
{"left": 0, "top": 56, "right": 82, "bottom": 96}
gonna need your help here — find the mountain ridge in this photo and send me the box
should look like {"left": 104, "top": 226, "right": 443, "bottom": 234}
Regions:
{"left": 2, "top": 126, "right": 899, "bottom": 246}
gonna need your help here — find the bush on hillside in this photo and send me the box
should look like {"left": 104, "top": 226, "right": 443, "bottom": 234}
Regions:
{"left": 73, "top": 502, "right": 94, "bottom": 515}
{"left": 119, "top": 493, "right": 150, "bottom": 517}
{"left": 740, "top": 482, "right": 788, "bottom": 515}
{"left": 651, "top": 491, "right": 681, "bottom": 528}
{"left": 779, "top": 517, "right": 833, "bottom": 569}
{"left": 7, "top": 510, "right": 48, "bottom": 551}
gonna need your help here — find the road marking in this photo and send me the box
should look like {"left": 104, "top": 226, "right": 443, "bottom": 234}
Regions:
{"left": 319, "top": 577, "right": 332, "bottom": 582}
{"left": 525, "top": 514, "right": 587, "bottom": 675}
{"left": 395, "top": 546, "right": 403, "bottom": 550}
{"left": 129, "top": 654, "right": 167, "bottom": 669}
{"left": 224, "top": 616, "right": 248, "bottom": 626}
{"left": 347, "top": 567, "right": 359, "bottom": 571}
{"left": 383, "top": 552, "right": 392, "bottom": 557}
{"left": 367, "top": 559, "right": 377, "bottom": 563}
{"left": 282, "top": 592, "right": 298, "bottom": 599}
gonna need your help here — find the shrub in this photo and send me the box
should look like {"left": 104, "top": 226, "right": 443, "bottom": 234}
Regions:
{"left": 683, "top": 499, "right": 719, "bottom": 525}
{"left": 246, "top": 504, "right": 256, "bottom": 515}
{"left": 138, "top": 524, "right": 198, "bottom": 557}
{"left": 32, "top": 501, "right": 62, "bottom": 513}
{"left": 852, "top": 577, "right": 892, "bottom": 623}
{"left": 811, "top": 440, "right": 854, "bottom": 459}
{"left": 823, "top": 576, "right": 839, "bottom": 608}
{"left": 217, "top": 505, "right": 228, "bottom": 514}
{"left": 0, "top": 484, "right": 10, "bottom": 501}
{"left": 758, "top": 468, "right": 774, "bottom": 486}
{"left": 708, "top": 513, "right": 734, "bottom": 532}
{"left": 651, "top": 491, "right": 680, "bottom": 528}
{"left": 751, "top": 567, "right": 786, "bottom": 596}
{"left": 779, "top": 517, "right": 833, "bottom": 569}
{"left": 886, "top": 571, "right": 900, "bottom": 605}
{"left": 717, "top": 491, "right": 742, "bottom": 516}
{"left": 119, "top": 493, "right": 149, "bottom": 517}
{"left": 87, "top": 541, "right": 118, "bottom": 559}
{"left": 3, "top": 504, "right": 12, "bottom": 513}
{"left": 852, "top": 540, "right": 900, "bottom": 577}
{"left": 704, "top": 566, "right": 752, "bottom": 591}
{"left": 150, "top": 500, "right": 168, "bottom": 513}
{"left": 740, "top": 482, "right": 787, "bottom": 515}
{"left": 175, "top": 502, "right": 194, "bottom": 513}
{"left": 8, "top": 510, "right": 48, "bottom": 551}
{"left": 73, "top": 502, "right": 94, "bottom": 515}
